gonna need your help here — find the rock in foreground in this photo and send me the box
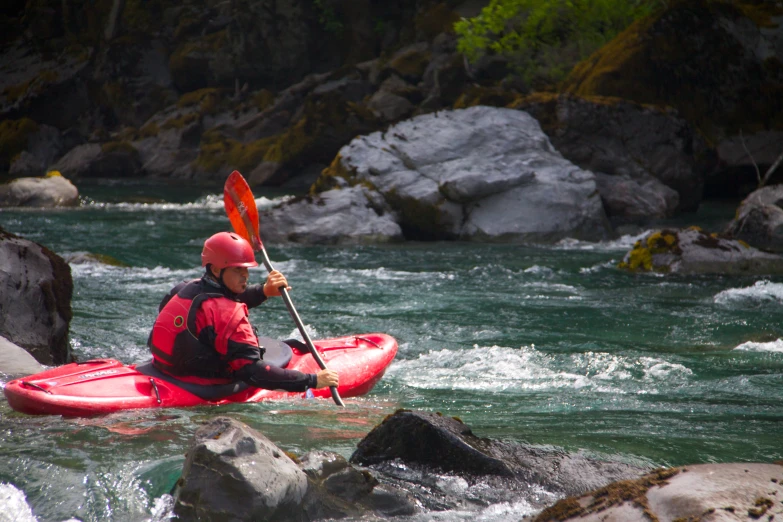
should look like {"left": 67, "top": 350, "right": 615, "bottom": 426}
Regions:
{"left": 619, "top": 228, "right": 783, "bottom": 275}
{"left": 725, "top": 185, "right": 783, "bottom": 253}
{"left": 531, "top": 463, "right": 783, "bottom": 521}
{"left": 0, "top": 227, "right": 72, "bottom": 365}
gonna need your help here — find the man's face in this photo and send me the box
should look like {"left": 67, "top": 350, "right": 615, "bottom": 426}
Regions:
{"left": 219, "top": 266, "right": 249, "bottom": 294}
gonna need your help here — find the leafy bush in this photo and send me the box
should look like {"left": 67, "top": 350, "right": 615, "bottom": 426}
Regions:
{"left": 455, "top": 0, "right": 657, "bottom": 89}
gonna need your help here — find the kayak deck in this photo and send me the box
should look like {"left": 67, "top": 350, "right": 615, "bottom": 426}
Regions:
{"left": 3, "top": 333, "right": 397, "bottom": 417}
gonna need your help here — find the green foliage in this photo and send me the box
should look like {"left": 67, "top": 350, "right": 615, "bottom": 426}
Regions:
{"left": 455, "top": 0, "right": 656, "bottom": 88}
{"left": 313, "top": 0, "right": 343, "bottom": 34}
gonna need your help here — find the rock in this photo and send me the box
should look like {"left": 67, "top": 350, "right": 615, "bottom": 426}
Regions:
{"left": 531, "top": 463, "right": 783, "bottom": 522}
{"left": 175, "top": 417, "right": 417, "bottom": 521}
{"left": 52, "top": 141, "right": 141, "bottom": 179}
{"left": 594, "top": 172, "right": 679, "bottom": 220}
{"left": 0, "top": 335, "right": 45, "bottom": 377}
{"left": 725, "top": 184, "right": 783, "bottom": 253}
{"left": 0, "top": 174, "right": 79, "bottom": 207}
{"left": 174, "top": 417, "right": 309, "bottom": 521}
{"left": 619, "top": 227, "right": 783, "bottom": 275}
{"left": 351, "top": 410, "right": 645, "bottom": 499}
{"left": 260, "top": 185, "right": 403, "bottom": 244}
{"left": 8, "top": 124, "right": 63, "bottom": 178}
{"left": 0, "top": 228, "right": 73, "bottom": 365}
{"left": 366, "top": 90, "right": 415, "bottom": 122}
{"left": 515, "top": 93, "right": 707, "bottom": 213}
{"left": 315, "top": 106, "right": 611, "bottom": 242}
{"left": 561, "top": 1, "right": 783, "bottom": 198}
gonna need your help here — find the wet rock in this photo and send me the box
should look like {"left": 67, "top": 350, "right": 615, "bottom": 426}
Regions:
{"left": 0, "top": 335, "right": 45, "bottom": 377}
{"left": 515, "top": 93, "right": 707, "bottom": 214}
{"left": 351, "top": 410, "right": 645, "bottom": 499}
{"left": 530, "top": 463, "right": 783, "bottom": 522}
{"left": 314, "top": 106, "right": 611, "bottom": 243}
{"left": 619, "top": 227, "right": 783, "bottom": 275}
{"left": 0, "top": 174, "right": 78, "bottom": 207}
{"left": 260, "top": 185, "right": 403, "bottom": 244}
{"left": 175, "top": 417, "right": 417, "bottom": 521}
{"left": 0, "top": 227, "right": 72, "bottom": 365}
{"left": 725, "top": 184, "right": 783, "bottom": 253}
{"left": 174, "top": 416, "right": 309, "bottom": 521}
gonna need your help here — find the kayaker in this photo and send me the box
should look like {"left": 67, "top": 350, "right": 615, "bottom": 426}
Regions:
{"left": 148, "top": 231, "right": 339, "bottom": 392}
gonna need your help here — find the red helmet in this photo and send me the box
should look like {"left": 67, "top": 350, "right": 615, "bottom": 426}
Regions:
{"left": 201, "top": 232, "right": 258, "bottom": 269}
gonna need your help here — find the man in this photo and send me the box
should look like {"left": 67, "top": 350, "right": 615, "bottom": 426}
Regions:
{"left": 148, "top": 231, "right": 338, "bottom": 392}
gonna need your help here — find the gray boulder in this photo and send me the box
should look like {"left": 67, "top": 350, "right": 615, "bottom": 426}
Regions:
{"left": 174, "top": 417, "right": 417, "bottom": 521}
{"left": 0, "top": 335, "right": 45, "bottom": 377}
{"left": 0, "top": 228, "right": 73, "bottom": 365}
{"left": 0, "top": 174, "right": 78, "bottom": 208}
{"left": 619, "top": 227, "right": 783, "bottom": 275}
{"left": 725, "top": 184, "right": 783, "bottom": 253}
{"left": 317, "top": 106, "right": 611, "bottom": 242}
{"left": 516, "top": 93, "right": 706, "bottom": 214}
{"left": 531, "top": 463, "right": 783, "bottom": 522}
{"left": 260, "top": 185, "right": 403, "bottom": 244}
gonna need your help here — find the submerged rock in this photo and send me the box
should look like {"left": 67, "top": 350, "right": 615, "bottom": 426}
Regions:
{"left": 725, "top": 184, "right": 783, "bottom": 253}
{"left": 0, "top": 173, "right": 78, "bottom": 207}
{"left": 313, "top": 106, "right": 611, "bottom": 243}
{"left": 0, "top": 227, "right": 72, "bottom": 365}
{"left": 351, "top": 410, "right": 646, "bottom": 500}
{"left": 619, "top": 227, "right": 783, "bottom": 275}
{"left": 530, "top": 463, "right": 783, "bottom": 522}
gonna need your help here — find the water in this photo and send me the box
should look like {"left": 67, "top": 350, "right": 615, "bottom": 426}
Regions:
{"left": 1, "top": 181, "right": 782, "bottom": 521}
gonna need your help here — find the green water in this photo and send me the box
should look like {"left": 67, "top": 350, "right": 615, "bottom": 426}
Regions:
{"left": 1, "top": 182, "right": 782, "bottom": 521}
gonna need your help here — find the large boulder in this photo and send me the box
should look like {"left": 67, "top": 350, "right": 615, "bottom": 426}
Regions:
{"left": 514, "top": 93, "right": 707, "bottom": 214}
{"left": 0, "top": 228, "right": 73, "bottom": 364}
{"left": 619, "top": 227, "right": 783, "bottom": 275}
{"left": 725, "top": 184, "right": 783, "bottom": 253}
{"left": 351, "top": 410, "right": 645, "bottom": 500}
{"left": 531, "top": 463, "right": 783, "bottom": 522}
{"left": 259, "top": 185, "right": 403, "bottom": 244}
{"left": 562, "top": 0, "right": 783, "bottom": 196}
{"left": 313, "top": 106, "right": 612, "bottom": 242}
{"left": 0, "top": 173, "right": 78, "bottom": 207}
{"left": 174, "top": 417, "right": 417, "bottom": 521}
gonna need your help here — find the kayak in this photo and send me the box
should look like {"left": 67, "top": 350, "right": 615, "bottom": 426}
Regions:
{"left": 3, "top": 333, "right": 397, "bottom": 417}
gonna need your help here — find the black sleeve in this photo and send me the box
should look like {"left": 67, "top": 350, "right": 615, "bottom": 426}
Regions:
{"left": 234, "top": 360, "right": 318, "bottom": 392}
{"left": 237, "top": 284, "right": 268, "bottom": 309}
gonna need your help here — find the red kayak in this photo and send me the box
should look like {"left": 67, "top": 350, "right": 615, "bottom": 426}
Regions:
{"left": 3, "top": 333, "right": 397, "bottom": 417}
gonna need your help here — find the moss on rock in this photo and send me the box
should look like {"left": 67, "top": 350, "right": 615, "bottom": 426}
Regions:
{"left": 0, "top": 117, "right": 39, "bottom": 168}
{"left": 194, "top": 130, "right": 277, "bottom": 174}
{"left": 453, "top": 85, "right": 520, "bottom": 109}
{"left": 618, "top": 229, "right": 681, "bottom": 272}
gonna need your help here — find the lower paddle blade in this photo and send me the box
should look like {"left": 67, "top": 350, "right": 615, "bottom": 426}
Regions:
{"left": 223, "top": 170, "right": 263, "bottom": 250}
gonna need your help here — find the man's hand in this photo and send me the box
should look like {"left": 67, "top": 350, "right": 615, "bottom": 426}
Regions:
{"left": 263, "top": 270, "right": 290, "bottom": 297}
{"left": 315, "top": 369, "right": 339, "bottom": 389}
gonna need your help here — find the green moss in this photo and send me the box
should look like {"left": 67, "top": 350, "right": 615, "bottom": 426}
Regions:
{"left": 311, "top": 153, "right": 359, "bottom": 195}
{"left": 169, "top": 30, "right": 227, "bottom": 77}
{"left": 3, "top": 70, "right": 59, "bottom": 103}
{"left": 0, "top": 117, "right": 38, "bottom": 165}
{"left": 453, "top": 86, "right": 519, "bottom": 109}
{"left": 177, "top": 88, "right": 221, "bottom": 111}
{"left": 194, "top": 130, "right": 278, "bottom": 173}
{"left": 253, "top": 89, "right": 275, "bottom": 111}
{"left": 161, "top": 112, "right": 199, "bottom": 130}
{"left": 101, "top": 141, "right": 137, "bottom": 154}
{"left": 139, "top": 121, "right": 160, "bottom": 138}
{"left": 618, "top": 230, "right": 681, "bottom": 272}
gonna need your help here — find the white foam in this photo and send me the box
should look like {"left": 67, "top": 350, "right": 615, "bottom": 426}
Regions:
{"left": 554, "top": 231, "right": 651, "bottom": 251}
{"left": 714, "top": 280, "right": 783, "bottom": 305}
{"left": 0, "top": 483, "right": 37, "bottom": 522}
{"left": 733, "top": 339, "right": 783, "bottom": 353}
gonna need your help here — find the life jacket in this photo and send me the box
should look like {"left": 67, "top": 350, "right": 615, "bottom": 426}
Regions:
{"left": 147, "top": 279, "right": 250, "bottom": 384}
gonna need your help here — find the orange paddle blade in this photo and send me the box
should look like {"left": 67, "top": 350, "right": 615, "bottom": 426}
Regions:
{"left": 223, "top": 170, "right": 263, "bottom": 250}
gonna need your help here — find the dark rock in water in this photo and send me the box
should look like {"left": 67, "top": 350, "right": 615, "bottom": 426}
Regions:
{"left": 529, "top": 463, "right": 783, "bottom": 522}
{"left": 0, "top": 227, "right": 72, "bottom": 365}
{"left": 351, "top": 410, "right": 646, "bottom": 499}
{"left": 619, "top": 227, "right": 783, "bottom": 275}
{"left": 725, "top": 185, "right": 783, "bottom": 253}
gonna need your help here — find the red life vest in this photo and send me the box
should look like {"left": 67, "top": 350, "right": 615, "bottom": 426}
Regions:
{"left": 148, "top": 280, "right": 250, "bottom": 384}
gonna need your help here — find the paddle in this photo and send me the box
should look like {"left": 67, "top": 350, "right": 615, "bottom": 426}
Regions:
{"left": 223, "top": 170, "right": 345, "bottom": 406}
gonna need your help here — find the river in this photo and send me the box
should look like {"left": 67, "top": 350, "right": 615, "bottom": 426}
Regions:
{"left": 1, "top": 180, "right": 782, "bottom": 521}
